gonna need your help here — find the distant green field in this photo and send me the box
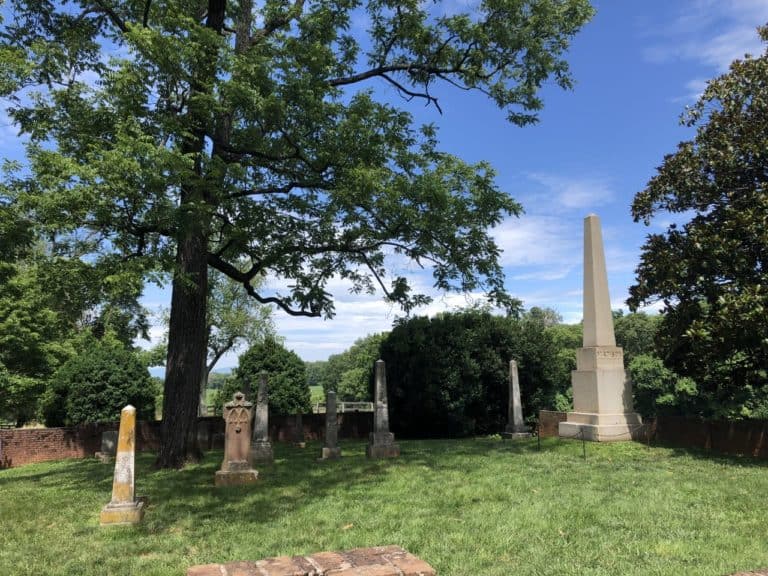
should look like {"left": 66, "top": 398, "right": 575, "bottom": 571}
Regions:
{"left": 2, "top": 439, "right": 768, "bottom": 575}
{"left": 309, "top": 385, "right": 324, "bottom": 406}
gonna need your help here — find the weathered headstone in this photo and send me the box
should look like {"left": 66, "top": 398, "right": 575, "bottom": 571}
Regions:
{"left": 293, "top": 411, "right": 306, "bottom": 448}
{"left": 100, "top": 405, "right": 146, "bottom": 526}
{"left": 559, "top": 214, "right": 642, "bottom": 441}
{"left": 321, "top": 390, "right": 341, "bottom": 460}
{"left": 366, "top": 360, "right": 400, "bottom": 459}
{"left": 502, "top": 360, "right": 531, "bottom": 439}
{"left": 95, "top": 429, "right": 118, "bottom": 462}
{"left": 215, "top": 392, "right": 258, "bottom": 486}
{"left": 250, "top": 371, "right": 273, "bottom": 463}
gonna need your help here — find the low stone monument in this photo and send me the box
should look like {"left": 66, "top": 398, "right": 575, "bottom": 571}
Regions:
{"left": 502, "top": 360, "right": 531, "bottom": 439}
{"left": 100, "top": 405, "right": 146, "bottom": 526}
{"left": 321, "top": 390, "right": 341, "bottom": 460}
{"left": 293, "top": 411, "right": 306, "bottom": 448}
{"left": 250, "top": 372, "right": 273, "bottom": 463}
{"left": 559, "top": 214, "right": 642, "bottom": 441}
{"left": 366, "top": 360, "right": 400, "bottom": 459}
{"left": 95, "top": 429, "right": 118, "bottom": 462}
{"left": 215, "top": 392, "right": 258, "bottom": 486}
{"left": 187, "top": 545, "right": 435, "bottom": 576}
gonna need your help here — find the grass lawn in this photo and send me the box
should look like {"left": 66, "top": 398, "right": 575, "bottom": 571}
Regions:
{"left": 1, "top": 438, "right": 767, "bottom": 576}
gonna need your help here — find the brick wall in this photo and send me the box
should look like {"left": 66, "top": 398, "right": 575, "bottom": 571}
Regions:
{"left": 652, "top": 415, "right": 768, "bottom": 458}
{"left": 537, "top": 410, "right": 568, "bottom": 438}
{"left": 536, "top": 410, "right": 768, "bottom": 459}
{"left": 0, "top": 412, "right": 373, "bottom": 469}
{"left": 0, "top": 421, "right": 161, "bottom": 468}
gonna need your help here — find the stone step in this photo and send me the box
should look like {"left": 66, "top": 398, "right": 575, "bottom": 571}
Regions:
{"left": 187, "top": 545, "right": 435, "bottom": 576}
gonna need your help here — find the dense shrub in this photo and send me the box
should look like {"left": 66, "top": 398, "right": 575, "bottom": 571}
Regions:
{"left": 379, "top": 309, "right": 570, "bottom": 438}
{"left": 231, "top": 337, "right": 310, "bottom": 415}
{"left": 42, "top": 334, "right": 156, "bottom": 426}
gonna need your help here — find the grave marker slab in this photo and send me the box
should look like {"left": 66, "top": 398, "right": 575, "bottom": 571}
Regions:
{"left": 215, "top": 392, "right": 258, "bottom": 486}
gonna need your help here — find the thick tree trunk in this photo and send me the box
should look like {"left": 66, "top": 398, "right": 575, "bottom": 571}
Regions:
{"left": 156, "top": 0, "right": 226, "bottom": 467}
{"left": 157, "top": 225, "right": 209, "bottom": 468}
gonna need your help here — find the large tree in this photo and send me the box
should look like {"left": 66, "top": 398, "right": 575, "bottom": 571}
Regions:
{"left": 629, "top": 26, "right": 768, "bottom": 419}
{"left": 1, "top": 0, "right": 593, "bottom": 466}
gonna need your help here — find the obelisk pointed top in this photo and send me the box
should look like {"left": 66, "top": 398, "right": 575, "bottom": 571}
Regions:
{"left": 582, "top": 214, "right": 616, "bottom": 347}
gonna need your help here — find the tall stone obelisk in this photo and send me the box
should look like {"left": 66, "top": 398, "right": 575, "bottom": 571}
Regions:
{"left": 559, "top": 214, "right": 642, "bottom": 441}
{"left": 366, "top": 360, "right": 400, "bottom": 459}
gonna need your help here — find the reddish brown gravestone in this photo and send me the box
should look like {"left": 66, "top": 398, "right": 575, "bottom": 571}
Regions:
{"left": 215, "top": 392, "right": 258, "bottom": 487}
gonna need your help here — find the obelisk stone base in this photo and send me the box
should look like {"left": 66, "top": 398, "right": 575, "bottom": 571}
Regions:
{"left": 366, "top": 432, "right": 400, "bottom": 459}
{"left": 559, "top": 412, "right": 643, "bottom": 441}
{"left": 100, "top": 499, "right": 146, "bottom": 526}
{"left": 560, "top": 347, "right": 642, "bottom": 442}
{"left": 502, "top": 429, "right": 532, "bottom": 440}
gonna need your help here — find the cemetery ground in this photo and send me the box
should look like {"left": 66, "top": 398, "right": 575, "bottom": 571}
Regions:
{"left": 1, "top": 438, "right": 767, "bottom": 576}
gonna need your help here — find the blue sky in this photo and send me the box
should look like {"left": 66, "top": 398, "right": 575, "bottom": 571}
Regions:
{"left": 3, "top": 1, "right": 768, "bottom": 367}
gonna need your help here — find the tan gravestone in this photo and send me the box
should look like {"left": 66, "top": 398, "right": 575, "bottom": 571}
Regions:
{"left": 559, "top": 214, "right": 642, "bottom": 441}
{"left": 100, "top": 405, "right": 146, "bottom": 526}
{"left": 366, "top": 360, "right": 400, "bottom": 459}
{"left": 215, "top": 392, "right": 258, "bottom": 486}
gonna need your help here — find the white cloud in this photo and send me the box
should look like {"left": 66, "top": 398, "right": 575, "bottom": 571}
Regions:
{"left": 525, "top": 173, "right": 615, "bottom": 212}
{"left": 645, "top": 0, "right": 768, "bottom": 74}
{"left": 493, "top": 213, "right": 580, "bottom": 270}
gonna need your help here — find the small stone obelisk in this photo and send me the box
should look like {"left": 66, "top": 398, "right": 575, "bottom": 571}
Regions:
{"left": 559, "top": 214, "right": 642, "bottom": 441}
{"left": 502, "top": 360, "right": 531, "bottom": 439}
{"left": 250, "top": 372, "right": 273, "bottom": 463}
{"left": 321, "top": 390, "right": 342, "bottom": 460}
{"left": 366, "top": 360, "right": 400, "bottom": 459}
{"left": 215, "top": 392, "right": 258, "bottom": 486}
{"left": 100, "top": 405, "right": 146, "bottom": 526}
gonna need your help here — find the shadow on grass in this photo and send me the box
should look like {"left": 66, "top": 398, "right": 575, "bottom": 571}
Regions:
{"left": 131, "top": 436, "right": 554, "bottom": 532}
{"left": 137, "top": 440, "right": 402, "bottom": 532}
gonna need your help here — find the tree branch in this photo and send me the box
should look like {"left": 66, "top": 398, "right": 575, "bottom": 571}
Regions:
{"left": 251, "top": 0, "right": 305, "bottom": 45}
{"left": 91, "top": 0, "right": 128, "bottom": 33}
{"left": 329, "top": 63, "right": 459, "bottom": 88}
{"left": 142, "top": 0, "right": 151, "bottom": 27}
{"left": 207, "top": 253, "right": 320, "bottom": 317}
{"left": 380, "top": 73, "right": 442, "bottom": 113}
{"left": 226, "top": 179, "right": 332, "bottom": 200}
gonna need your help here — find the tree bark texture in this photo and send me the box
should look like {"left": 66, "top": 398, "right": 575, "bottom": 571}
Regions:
{"left": 157, "top": 225, "right": 209, "bottom": 468}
